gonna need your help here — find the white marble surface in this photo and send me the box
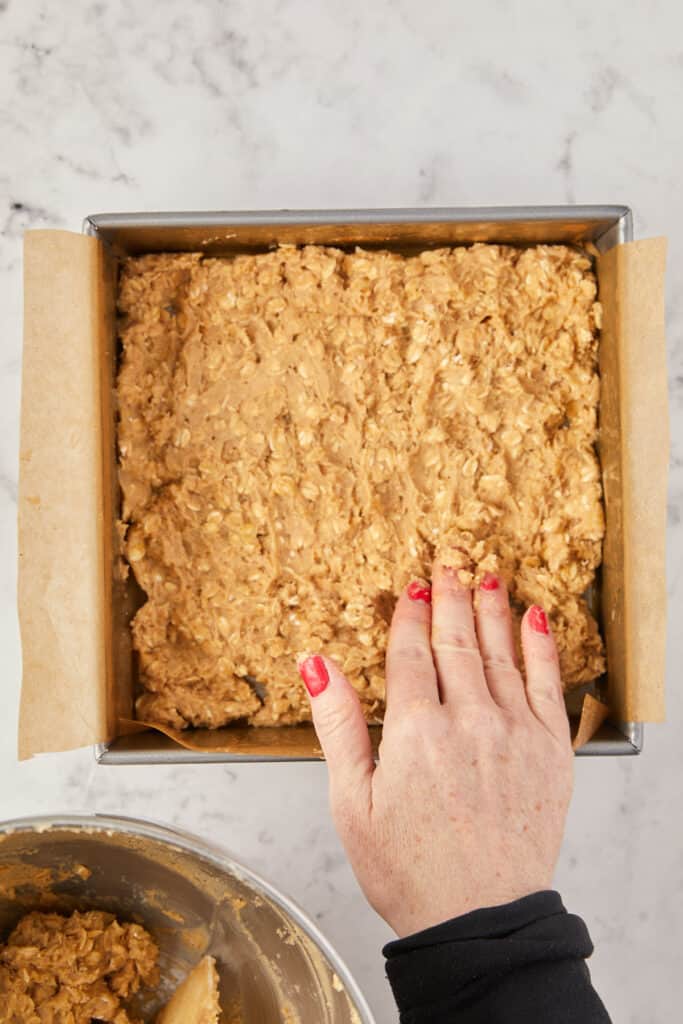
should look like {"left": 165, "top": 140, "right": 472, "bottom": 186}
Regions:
{"left": 1, "top": 1, "right": 682, "bottom": 1020}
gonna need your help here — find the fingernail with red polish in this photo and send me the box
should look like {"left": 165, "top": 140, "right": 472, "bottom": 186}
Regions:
{"left": 529, "top": 605, "right": 549, "bottom": 635}
{"left": 407, "top": 580, "right": 432, "bottom": 604}
{"left": 480, "top": 572, "right": 499, "bottom": 591}
{"left": 299, "top": 655, "right": 330, "bottom": 697}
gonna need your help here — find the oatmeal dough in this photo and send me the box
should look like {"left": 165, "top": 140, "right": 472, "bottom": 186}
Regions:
{"left": 0, "top": 910, "right": 159, "bottom": 1023}
{"left": 117, "top": 244, "right": 605, "bottom": 730}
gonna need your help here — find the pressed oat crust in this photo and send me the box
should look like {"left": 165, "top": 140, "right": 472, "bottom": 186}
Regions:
{"left": 0, "top": 910, "right": 159, "bottom": 1023}
{"left": 117, "top": 244, "right": 606, "bottom": 730}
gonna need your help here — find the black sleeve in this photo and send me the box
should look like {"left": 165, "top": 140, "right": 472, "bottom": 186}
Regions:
{"left": 383, "top": 890, "right": 611, "bottom": 1023}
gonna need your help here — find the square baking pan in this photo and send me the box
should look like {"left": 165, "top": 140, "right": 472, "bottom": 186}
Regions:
{"left": 20, "top": 206, "right": 668, "bottom": 763}
{"left": 76, "top": 205, "right": 652, "bottom": 763}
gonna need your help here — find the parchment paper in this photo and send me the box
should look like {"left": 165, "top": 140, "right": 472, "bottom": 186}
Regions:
{"left": 17, "top": 231, "right": 668, "bottom": 758}
{"left": 18, "top": 231, "right": 111, "bottom": 758}
{"left": 571, "top": 694, "right": 610, "bottom": 752}
{"left": 597, "top": 237, "right": 668, "bottom": 722}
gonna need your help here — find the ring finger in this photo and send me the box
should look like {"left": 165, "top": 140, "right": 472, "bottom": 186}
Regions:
{"left": 474, "top": 573, "right": 527, "bottom": 713}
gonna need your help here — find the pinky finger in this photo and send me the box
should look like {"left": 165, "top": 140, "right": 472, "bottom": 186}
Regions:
{"left": 521, "top": 606, "right": 570, "bottom": 744}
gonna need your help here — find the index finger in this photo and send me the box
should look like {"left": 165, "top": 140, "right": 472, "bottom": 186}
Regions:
{"left": 385, "top": 580, "right": 440, "bottom": 713}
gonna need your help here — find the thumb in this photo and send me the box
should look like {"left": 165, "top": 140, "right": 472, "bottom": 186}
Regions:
{"left": 298, "top": 653, "right": 374, "bottom": 810}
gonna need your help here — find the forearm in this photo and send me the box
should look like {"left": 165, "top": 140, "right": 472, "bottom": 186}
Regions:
{"left": 383, "top": 891, "right": 611, "bottom": 1024}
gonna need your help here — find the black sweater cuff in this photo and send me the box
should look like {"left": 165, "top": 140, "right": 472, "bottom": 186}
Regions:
{"left": 383, "top": 891, "right": 611, "bottom": 1023}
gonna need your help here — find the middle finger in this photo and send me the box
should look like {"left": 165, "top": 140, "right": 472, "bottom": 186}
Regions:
{"left": 431, "top": 560, "right": 493, "bottom": 707}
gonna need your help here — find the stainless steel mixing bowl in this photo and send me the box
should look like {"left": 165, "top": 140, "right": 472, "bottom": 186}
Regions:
{"left": 0, "top": 814, "right": 375, "bottom": 1023}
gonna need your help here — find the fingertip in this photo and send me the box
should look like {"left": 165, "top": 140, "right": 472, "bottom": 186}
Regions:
{"left": 474, "top": 572, "right": 510, "bottom": 612}
{"left": 390, "top": 578, "right": 433, "bottom": 629}
{"left": 521, "top": 605, "right": 558, "bottom": 664}
{"left": 479, "top": 571, "right": 501, "bottom": 593}
{"left": 432, "top": 559, "right": 473, "bottom": 597}
{"left": 526, "top": 604, "right": 550, "bottom": 637}
{"left": 404, "top": 578, "right": 432, "bottom": 605}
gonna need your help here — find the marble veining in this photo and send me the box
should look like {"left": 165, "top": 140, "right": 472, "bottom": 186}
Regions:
{"left": 1, "top": 2, "right": 682, "bottom": 1021}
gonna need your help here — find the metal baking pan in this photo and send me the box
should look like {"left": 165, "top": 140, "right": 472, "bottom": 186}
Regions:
{"left": 84, "top": 206, "right": 641, "bottom": 762}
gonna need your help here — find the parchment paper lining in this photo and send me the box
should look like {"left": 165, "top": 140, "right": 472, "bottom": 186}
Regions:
{"left": 17, "top": 231, "right": 668, "bottom": 758}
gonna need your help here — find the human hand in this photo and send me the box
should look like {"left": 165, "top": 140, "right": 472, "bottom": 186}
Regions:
{"left": 298, "top": 561, "right": 574, "bottom": 938}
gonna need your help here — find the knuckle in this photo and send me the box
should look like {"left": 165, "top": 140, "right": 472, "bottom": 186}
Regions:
{"left": 383, "top": 702, "right": 438, "bottom": 749}
{"left": 391, "top": 698, "right": 436, "bottom": 730}
{"left": 390, "top": 642, "right": 432, "bottom": 667}
{"left": 481, "top": 654, "right": 519, "bottom": 675}
{"left": 478, "top": 597, "right": 511, "bottom": 621}
{"left": 315, "top": 696, "right": 357, "bottom": 739}
{"left": 505, "top": 715, "right": 531, "bottom": 745}
{"left": 528, "top": 678, "right": 562, "bottom": 703}
{"left": 525, "top": 641, "right": 560, "bottom": 667}
{"left": 457, "top": 703, "right": 504, "bottom": 736}
{"left": 529, "top": 691, "right": 572, "bottom": 739}
{"left": 433, "top": 582, "right": 471, "bottom": 606}
{"left": 432, "top": 627, "right": 478, "bottom": 653}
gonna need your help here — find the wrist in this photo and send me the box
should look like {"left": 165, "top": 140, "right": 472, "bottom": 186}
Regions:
{"left": 385, "top": 880, "right": 554, "bottom": 938}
